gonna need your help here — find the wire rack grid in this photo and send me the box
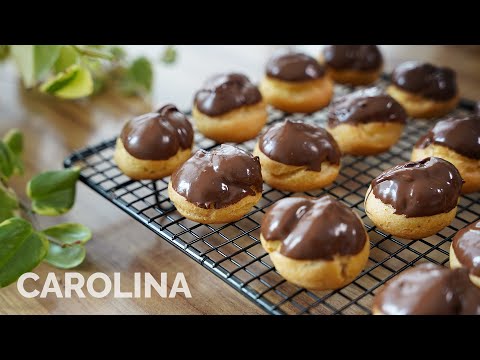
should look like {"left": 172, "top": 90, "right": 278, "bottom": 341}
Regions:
{"left": 64, "top": 82, "right": 479, "bottom": 315}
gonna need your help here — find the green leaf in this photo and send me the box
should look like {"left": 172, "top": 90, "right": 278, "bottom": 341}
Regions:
{"left": 42, "top": 223, "right": 91, "bottom": 246}
{"left": 0, "top": 185, "right": 19, "bottom": 223}
{"left": 0, "top": 141, "right": 15, "bottom": 179}
{"left": 0, "top": 45, "right": 10, "bottom": 61}
{"left": 53, "top": 46, "right": 79, "bottom": 73}
{"left": 3, "top": 129, "right": 24, "bottom": 176}
{"left": 40, "top": 65, "right": 93, "bottom": 99}
{"left": 11, "top": 45, "right": 61, "bottom": 88}
{"left": 44, "top": 243, "right": 85, "bottom": 269}
{"left": 0, "top": 218, "right": 49, "bottom": 287}
{"left": 3, "top": 129, "right": 23, "bottom": 155}
{"left": 161, "top": 46, "right": 177, "bottom": 64}
{"left": 121, "top": 56, "right": 153, "bottom": 96}
{"left": 109, "top": 46, "right": 126, "bottom": 61}
{"left": 26, "top": 168, "right": 80, "bottom": 216}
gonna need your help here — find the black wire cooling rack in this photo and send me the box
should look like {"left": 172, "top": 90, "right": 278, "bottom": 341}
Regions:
{"left": 64, "top": 82, "right": 479, "bottom": 315}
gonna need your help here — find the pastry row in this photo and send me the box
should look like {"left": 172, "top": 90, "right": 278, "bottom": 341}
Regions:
{"left": 111, "top": 45, "right": 480, "bottom": 314}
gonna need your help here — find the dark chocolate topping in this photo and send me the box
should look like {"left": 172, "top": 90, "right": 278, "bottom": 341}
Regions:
{"left": 374, "top": 263, "right": 480, "bottom": 315}
{"left": 266, "top": 52, "right": 325, "bottom": 82}
{"left": 369, "top": 157, "right": 463, "bottom": 218}
{"left": 453, "top": 220, "right": 480, "bottom": 277}
{"left": 120, "top": 104, "right": 193, "bottom": 160}
{"left": 258, "top": 119, "right": 341, "bottom": 171}
{"left": 415, "top": 116, "right": 480, "bottom": 159}
{"left": 171, "top": 144, "right": 262, "bottom": 209}
{"left": 391, "top": 61, "right": 458, "bottom": 101}
{"left": 322, "top": 45, "right": 383, "bottom": 71}
{"left": 194, "top": 73, "right": 262, "bottom": 117}
{"left": 328, "top": 87, "right": 407, "bottom": 127}
{"left": 261, "top": 196, "right": 367, "bottom": 260}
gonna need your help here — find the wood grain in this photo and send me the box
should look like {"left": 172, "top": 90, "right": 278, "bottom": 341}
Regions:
{"left": 0, "top": 45, "right": 479, "bottom": 315}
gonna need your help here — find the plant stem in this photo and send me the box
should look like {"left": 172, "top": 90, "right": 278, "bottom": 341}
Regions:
{"left": 71, "top": 45, "right": 114, "bottom": 61}
{"left": 19, "top": 200, "right": 62, "bottom": 246}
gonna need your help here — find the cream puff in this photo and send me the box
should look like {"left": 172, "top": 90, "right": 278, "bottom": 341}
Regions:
{"left": 114, "top": 104, "right": 194, "bottom": 180}
{"left": 387, "top": 61, "right": 459, "bottom": 118}
{"left": 450, "top": 220, "right": 480, "bottom": 288}
{"left": 320, "top": 45, "right": 383, "bottom": 85}
{"left": 192, "top": 73, "right": 267, "bottom": 143}
{"left": 259, "top": 51, "right": 333, "bottom": 113}
{"left": 373, "top": 263, "right": 480, "bottom": 315}
{"left": 253, "top": 119, "right": 341, "bottom": 192}
{"left": 168, "top": 144, "right": 263, "bottom": 224}
{"left": 365, "top": 157, "right": 464, "bottom": 239}
{"left": 327, "top": 87, "right": 407, "bottom": 155}
{"left": 411, "top": 116, "right": 480, "bottom": 193}
{"left": 260, "top": 196, "right": 370, "bottom": 290}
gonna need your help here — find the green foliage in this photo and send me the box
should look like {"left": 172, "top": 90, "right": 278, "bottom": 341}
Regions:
{"left": 161, "top": 46, "right": 177, "bottom": 64}
{"left": 42, "top": 223, "right": 92, "bottom": 246}
{"left": 0, "top": 45, "right": 177, "bottom": 100}
{"left": 0, "top": 127, "right": 91, "bottom": 287}
{"left": 120, "top": 56, "right": 153, "bottom": 96}
{"left": 0, "top": 218, "right": 49, "bottom": 287}
{"left": 0, "top": 185, "right": 19, "bottom": 223}
{"left": 27, "top": 168, "right": 80, "bottom": 216}
{"left": 40, "top": 65, "right": 94, "bottom": 99}
{"left": 42, "top": 223, "right": 91, "bottom": 269}
{"left": 11, "top": 45, "right": 61, "bottom": 88}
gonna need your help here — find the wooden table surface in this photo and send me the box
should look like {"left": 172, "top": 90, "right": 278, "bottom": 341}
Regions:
{"left": 0, "top": 45, "right": 479, "bottom": 315}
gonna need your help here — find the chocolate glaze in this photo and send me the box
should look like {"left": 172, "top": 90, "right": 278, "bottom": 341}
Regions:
{"left": 261, "top": 196, "right": 367, "bottom": 260}
{"left": 194, "top": 73, "right": 262, "bottom": 117}
{"left": 259, "top": 119, "right": 341, "bottom": 171}
{"left": 374, "top": 263, "right": 480, "bottom": 315}
{"left": 266, "top": 52, "right": 325, "bottom": 82}
{"left": 453, "top": 220, "right": 480, "bottom": 277}
{"left": 369, "top": 157, "right": 463, "bottom": 218}
{"left": 328, "top": 87, "right": 407, "bottom": 128}
{"left": 391, "top": 61, "right": 458, "bottom": 101}
{"left": 120, "top": 105, "right": 193, "bottom": 160}
{"left": 415, "top": 116, "right": 480, "bottom": 159}
{"left": 322, "top": 45, "right": 383, "bottom": 71}
{"left": 171, "top": 145, "right": 262, "bottom": 209}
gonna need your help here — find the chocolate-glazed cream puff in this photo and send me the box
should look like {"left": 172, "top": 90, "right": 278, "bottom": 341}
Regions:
{"left": 365, "top": 157, "right": 463, "bottom": 239}
{"left": 260, "top": 196, "right": 369, "bottom": 290}
{"left": 168, "top": 145, "right": 263, "bottom": 224}
{"left": 114, "top": 104, "right": 194, "bottom": 180}
{"left": 373, "top": 263, "right": 480, "bottom": 315}
{"left": 192, "top": 73, "right": 267, "bottom": 143}
{"left": 387, "top": 61, "right": 459, "bottom": 118}
{"left": 259, "top": 51, "right": 333, "bottom": 113}
{"left": 320, "top": 45, "right": 383, "bottom": 85}
{"left": 450, "top": 220, "right": 480, "bottom": 288}
{"left": 253, "top": 119, "right": 341, "bottom": 192}
{"left": 327, "top": 87, "right": 407, "bottom": 155}
{"left": 411, "top": 116, "right": 480, "bottom": 193}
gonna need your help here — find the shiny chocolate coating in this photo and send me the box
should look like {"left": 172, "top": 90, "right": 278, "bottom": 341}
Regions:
{"left": 258, "top": 119, "right": 341, "bottom": 171}
{"left": 374, "top": 263, "right": 480, "bottom": 315}
{"left": 453, "top": 220, "right": 480, "bottom": 277}
{"left": 328, "top": 87, "right": 407, "bottom": 127}
{"left": 415, "top": 116, "right": 480, "bottom": 159}
{"left": 194, "top": 73, "right": 262, "bottom": 117}
{"left": 261, "top": 196, "right": 367, "bottom": 260}
{"left": 266, "top": 51, "right": 325, "bottom": 82}
{"left": 322, "top": 45, "right": 383, "bottom": 71}
{"left": 120, "top": 104, "right": 193, "bottom": 160}
{"left": 369, "top": 157, "right": 463, "bottom": 218}
{"left": 171, "top": 144, "right": 262, "bottom": 209}
{"left": 391, "top": 61, "right": 458, "bottom": 101}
